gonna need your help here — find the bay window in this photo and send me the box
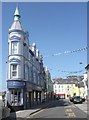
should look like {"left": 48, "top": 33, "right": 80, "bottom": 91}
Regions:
{"left": 12, "top": 41, "right": 18, "bottom": 54}
{"left": 11, "top": 64, "right": 18, "bottom": 78}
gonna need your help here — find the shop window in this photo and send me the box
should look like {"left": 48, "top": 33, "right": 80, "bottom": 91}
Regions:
{"left": 10, "top": 89, "right": 22, "bottom": 106}
{"left": 14, "top": 89, "right": 18, "bottom": 105}
{"left": 18, "top": 91, "right": 21, "bottom": 103}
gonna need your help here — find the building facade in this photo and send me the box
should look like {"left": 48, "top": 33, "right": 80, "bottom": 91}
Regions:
{"left": 85, "top": 65, "right": 89, "bottom": 100}
{"left": 45, "top": 67, "right": 53, "bottom": 100}
{"left": 53, "top": 76, "right": 85, "bottom": 99}
{"left": 86, "top": 2, "right": 89, "bottom": 103}
{"left": 53, "top": 78, "right": 74, "bottom": 99}
{"left": 6, "top": 6, "right": 49, "bottom": 111}
{"left": 82, "top": 72, "right": 88, "bottom": 99}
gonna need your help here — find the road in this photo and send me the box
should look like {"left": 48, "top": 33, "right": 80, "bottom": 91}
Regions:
{"left": 27, "top": 99, "right": 87, "bottom": 119}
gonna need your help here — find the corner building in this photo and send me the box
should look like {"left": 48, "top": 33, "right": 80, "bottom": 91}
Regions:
{"left": 7, "top": 6, "right": 45, "bottom": 111}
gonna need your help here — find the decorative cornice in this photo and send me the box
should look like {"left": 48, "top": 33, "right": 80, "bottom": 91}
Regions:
{"left": 9, "top": 58, "right": 20, "bottom": 63}
{"left": 9, "top": 29, "right": 25, "bottom": 34}
{"left": 8, "top": 54, "right": 24, "bottom": 58}
{"left": 9, "top": 35, "right": 21, "bottom": 40}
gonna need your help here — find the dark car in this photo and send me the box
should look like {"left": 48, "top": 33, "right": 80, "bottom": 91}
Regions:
{"left": 69, "top": 97, "right": 74, "bottom": 102}
{"left": 56, "top": 96, "right": 60, "bottom": 100}
{"left": 82, "top": 97, "right": 85, "bottom": 102}
{"left": 73, "top": 96, "right": 83, "bottom": 104}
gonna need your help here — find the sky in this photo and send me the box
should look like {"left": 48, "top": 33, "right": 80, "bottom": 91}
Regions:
{"left": 1, "top": 2, "right": 87, "bottom": 91}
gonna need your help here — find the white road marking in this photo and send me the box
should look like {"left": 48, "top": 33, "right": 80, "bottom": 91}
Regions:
{"left": 65, "top": 108, "right": 76, "bottom": 118}
{"left": 67, "top": 112, "right": 76, "bottom": 118}
{"left": 65, "top": 109, "right": 73, "bottom": 112}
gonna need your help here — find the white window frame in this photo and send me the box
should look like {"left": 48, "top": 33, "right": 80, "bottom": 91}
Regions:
{"left": 11, "top": 41, "right": 18, "bottom": 54}
{"left": 11, "top": 64, "right": 18, "bottom": 78}
{"left": 10, "top": 89, "right": 22, "bottom": 106}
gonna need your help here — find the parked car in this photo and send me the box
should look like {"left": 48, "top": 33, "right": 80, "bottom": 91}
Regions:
{"left": 56, "top": 96, "right": 60, "bottom": 100}
{"left": 73, "top": 96, "right": 83, "bottom": 104}
{"left": 82, "top": 96, "right": 85, "bottom": 102}
{"left": 69, "top": 97, "right": 74, "bottom": 102}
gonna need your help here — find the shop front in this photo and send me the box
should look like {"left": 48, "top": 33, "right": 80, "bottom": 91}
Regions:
{"left": 55, "top": 94, "right": 65, "bottom": 99}
{"left": 7, "top": 80, "right": 26, "bottom": 111}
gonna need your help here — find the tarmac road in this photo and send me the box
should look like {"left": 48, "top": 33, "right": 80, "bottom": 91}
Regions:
{"left": 27, "top": 99, "right": 87, "bottom": 119}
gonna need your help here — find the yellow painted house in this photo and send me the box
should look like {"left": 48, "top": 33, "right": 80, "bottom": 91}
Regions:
{"left": 53, "top": 76, "right": 85, "bottom": 99}
{"left": 70, "top": 84, "right": 80, "bottom": 97}
{"left": 70, "top": 82, "right": 85, "bottom": 97}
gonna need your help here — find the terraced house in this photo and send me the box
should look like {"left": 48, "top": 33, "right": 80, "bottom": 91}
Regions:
{"left": 6, "top": 6, "right": 52, "bottom": 111}
{"left": 53, "top": 76, "right": 85, "bottom": 99}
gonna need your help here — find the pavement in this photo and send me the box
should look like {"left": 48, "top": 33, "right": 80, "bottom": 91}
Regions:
{"left": 73, "top": 100, "right": 89, "bottom": 115}
{"left": 7, "top": 99, "right": 55, "bottom": 119}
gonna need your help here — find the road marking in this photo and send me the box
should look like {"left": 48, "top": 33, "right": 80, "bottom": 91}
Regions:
{"left": 64, "top": 105, "right": 72, "bottom": 108}
{"left": 67, "top": 112, "right": 76, "bottom": 118}
{"left": 65, "top": 109, "right": 73, "bottom": 112}
{"left": 65, "top": 108, "right": 76, "bottom": 118}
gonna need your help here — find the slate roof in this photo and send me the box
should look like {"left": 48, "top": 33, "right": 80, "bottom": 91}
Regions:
{"left": 9, "top": 6, "right": 24, "bottom": 31}
{"left": 10, "top": 20, "right": 23, "bottom": 31}
{"left": 78, "top": 82, "right": 84, "bottom": 87}
{"left": 53, "top": 76, "right": 84, "bottom": 86}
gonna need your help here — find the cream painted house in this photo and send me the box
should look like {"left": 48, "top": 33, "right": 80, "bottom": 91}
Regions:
{"left": 53, "top": 76, "right": 84, "bottom": 99}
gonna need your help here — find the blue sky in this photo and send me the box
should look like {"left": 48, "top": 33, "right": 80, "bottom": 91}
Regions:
{"left": 1, "top": 2, "right": 87, "bottom": 91}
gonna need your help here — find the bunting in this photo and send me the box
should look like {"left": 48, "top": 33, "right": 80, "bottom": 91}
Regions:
{"left": 44, "top": 46, "right": 88, "bottom": 58}
{"left": 59, "top": 70, "right": 83, "bottom": 74}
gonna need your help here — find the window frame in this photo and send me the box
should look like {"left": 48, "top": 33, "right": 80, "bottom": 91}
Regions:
{"left": 11, "top": 64, "right": 18, "bottom": 79}
{"left": 11, "top": 41, "right": 18, "bottom": 54}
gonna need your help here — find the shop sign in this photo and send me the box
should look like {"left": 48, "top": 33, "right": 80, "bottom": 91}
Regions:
{"left": 7, "top": 80, "right": 26, "bottom": 88}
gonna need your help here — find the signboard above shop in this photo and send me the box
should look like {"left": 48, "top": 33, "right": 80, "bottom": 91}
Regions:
{"left": 7, "top": 80, "right": 26, "bottom": 89}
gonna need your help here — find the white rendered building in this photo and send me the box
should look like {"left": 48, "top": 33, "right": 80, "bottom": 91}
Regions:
{"left": 7, "top": 6, "right": 46, "bottom": 111}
